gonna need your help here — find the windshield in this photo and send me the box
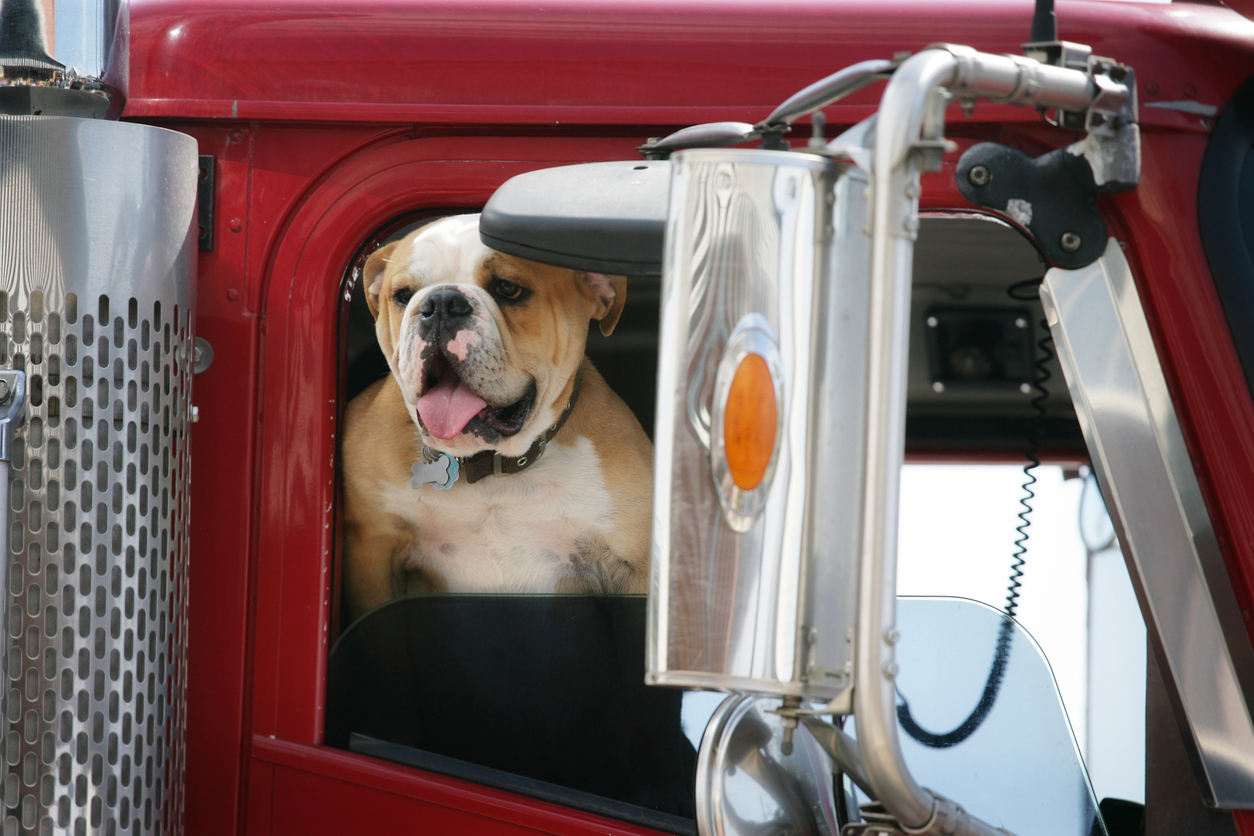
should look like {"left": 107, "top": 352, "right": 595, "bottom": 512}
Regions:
{"left": 890, "top": 597, "right": 1103, "bottom": 836}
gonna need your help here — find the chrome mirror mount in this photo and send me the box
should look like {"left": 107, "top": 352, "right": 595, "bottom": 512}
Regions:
{"left": 832, "top": 42, "right": 1138, "bottom": 836}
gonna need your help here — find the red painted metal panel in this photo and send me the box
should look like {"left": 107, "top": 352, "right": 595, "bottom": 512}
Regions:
{"left": 1227, "top": 0, "right": 1254, "bottom": 21}
{"left": 255, "top": 737, "right": 673, "bottom": 836}
{"left": 244, "top": 759, "right": 275, "bottom": 835}
{"left": 126, "top": 0, "right": 1254, "bottom": 128}
{"left": 178, "top": 123, "right": 263, "bottom": 836}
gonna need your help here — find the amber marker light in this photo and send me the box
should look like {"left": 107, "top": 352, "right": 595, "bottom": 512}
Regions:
{"left": 723, "top": 352, "right": 778, "bottom": 491}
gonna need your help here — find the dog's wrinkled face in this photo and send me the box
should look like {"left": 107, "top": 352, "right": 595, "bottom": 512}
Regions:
{"left": 363, "top": 214, "right": 625, "bottom": 458}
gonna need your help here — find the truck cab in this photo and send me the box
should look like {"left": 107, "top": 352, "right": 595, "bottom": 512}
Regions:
{"left": 3, "top": 0, "right": 1254, "bottom": 833}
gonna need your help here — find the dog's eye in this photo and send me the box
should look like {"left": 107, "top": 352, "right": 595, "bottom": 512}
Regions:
{"left": 493, "top": 280, "right": 525, "bottom": 302}
{"left": 392, "top": 287, "right": 414, "bottom": 307}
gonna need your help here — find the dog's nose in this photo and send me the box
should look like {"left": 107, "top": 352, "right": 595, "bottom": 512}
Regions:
{"left": 418, "top": 289, "right": 473, "bottom": 324}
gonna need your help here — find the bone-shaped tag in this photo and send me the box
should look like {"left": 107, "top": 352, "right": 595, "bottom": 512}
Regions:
{"left": 411, "top": 454, "right": 459, "bottom": 490}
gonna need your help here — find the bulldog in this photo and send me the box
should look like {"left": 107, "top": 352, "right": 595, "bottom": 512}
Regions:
{"left": 342, "top": 214, "right": 653, "bottom": 619}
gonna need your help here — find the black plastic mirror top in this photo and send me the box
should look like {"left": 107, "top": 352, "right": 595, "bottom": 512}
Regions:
{"left": 479, "top": 160, "right": 670, "bottom": 276}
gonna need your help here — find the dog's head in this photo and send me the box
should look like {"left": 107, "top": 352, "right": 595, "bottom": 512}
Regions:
{"left": 363, "top": 214, "right": 626, "bottom": 458}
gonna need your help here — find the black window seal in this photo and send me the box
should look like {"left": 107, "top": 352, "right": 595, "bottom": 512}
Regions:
{"left": 1199, "top": 73, "right": 1254, "bottom": 396}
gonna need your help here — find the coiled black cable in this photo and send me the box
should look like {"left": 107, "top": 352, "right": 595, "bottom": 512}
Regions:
{"left": 897, "top": 277, "right": 1052, "bottom": 748}
{"left": 1006, "top": 277, "right": 1055, "bottom": 623}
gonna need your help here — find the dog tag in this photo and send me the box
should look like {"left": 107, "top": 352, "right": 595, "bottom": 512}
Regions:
{"left": 411, "top": 454, "right": 459, "bottom": 490}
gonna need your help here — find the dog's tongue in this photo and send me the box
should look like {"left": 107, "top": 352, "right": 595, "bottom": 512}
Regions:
{"left": 416, "top": 374, "right": 488, "bottom": 439}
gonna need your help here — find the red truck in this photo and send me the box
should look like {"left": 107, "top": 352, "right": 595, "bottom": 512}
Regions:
{"left": 4, "top": 0, "right": 1254, "bottom": 833}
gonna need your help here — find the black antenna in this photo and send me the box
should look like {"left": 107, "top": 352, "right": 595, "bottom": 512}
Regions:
{"left": 1029, "top": 0, "right": 1057, "bottom": 44}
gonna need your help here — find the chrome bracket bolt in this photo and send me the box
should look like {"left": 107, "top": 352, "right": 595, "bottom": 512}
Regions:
{"left": 967, "top": 165, "right": 991, "bottom": 187}
{"left": 193, "top": 337, "right": 215, "bottom": 375}
{"left": 779, "top": 695, "right": 802, "bottom": 756}
{"left": 1060, "top": 231, "right": 1082, "bottom": 253}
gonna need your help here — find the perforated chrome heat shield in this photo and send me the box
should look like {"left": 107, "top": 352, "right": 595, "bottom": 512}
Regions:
{"left": 0, "top": 117, "right": 197, "bottom": 836}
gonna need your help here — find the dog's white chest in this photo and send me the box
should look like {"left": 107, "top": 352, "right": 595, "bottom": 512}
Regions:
{"left": 383, "top": 437, "right": 617, "bottom": 592}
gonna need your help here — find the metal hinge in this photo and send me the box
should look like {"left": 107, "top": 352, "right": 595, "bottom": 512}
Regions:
{"left": 198, "top": 156, "right": 215, "bottom": 251}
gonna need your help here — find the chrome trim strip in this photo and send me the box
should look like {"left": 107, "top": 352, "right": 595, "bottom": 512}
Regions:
{"left": 1041, "top": 239, "right": 1254, "bottom": 807}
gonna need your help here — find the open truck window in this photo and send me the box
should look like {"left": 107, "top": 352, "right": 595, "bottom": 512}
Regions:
{"left": 327, "top": 212, "right": 701, "bottom": 833}
{"left": 324, "top": 205, "right": 1137, "bottom": 832}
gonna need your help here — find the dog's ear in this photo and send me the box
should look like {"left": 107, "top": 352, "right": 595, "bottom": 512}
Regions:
{"left": 584, "top": 273, "right": 627, "bottom": 336}
{"left": 363, "top": 242, "right": 400, "bottom": 318}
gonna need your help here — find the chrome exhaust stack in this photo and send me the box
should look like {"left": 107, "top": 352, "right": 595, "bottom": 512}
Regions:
{"left": 1, "top": 0, "right": 198, "bottom": 832}
{"left": 0, "top": 117, "right": 198, "bottom": 836}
